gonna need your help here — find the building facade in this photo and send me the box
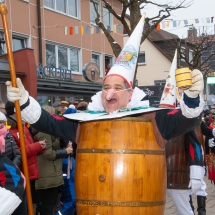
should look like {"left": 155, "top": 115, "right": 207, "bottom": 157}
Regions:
{"left": 0, "top": 0, "right": 123, "bottom": 106}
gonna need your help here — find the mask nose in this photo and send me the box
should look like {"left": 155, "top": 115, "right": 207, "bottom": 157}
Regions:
{"left": 106, "top": 89, "right": 115, "bottom": 100}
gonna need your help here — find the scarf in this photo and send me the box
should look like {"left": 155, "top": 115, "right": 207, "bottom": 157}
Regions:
{"left": 0, "top": 126, "right": 8, "bottom": 153}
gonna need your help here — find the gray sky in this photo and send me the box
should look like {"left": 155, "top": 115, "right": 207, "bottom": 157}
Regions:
{"left": 142, "top": 0, "right": 215, "bottom": 38}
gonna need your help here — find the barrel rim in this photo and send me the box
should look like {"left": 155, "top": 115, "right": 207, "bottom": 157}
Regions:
{"left": 80, "top": 116, "right": 152, "bottom": 124}
{"left": 77, "top": 148, "right": 165, "bottom": 155}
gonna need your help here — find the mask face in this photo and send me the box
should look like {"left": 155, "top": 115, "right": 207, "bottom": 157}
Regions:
{"left": 101, "top": 76, "right": 133, "bottom": 113}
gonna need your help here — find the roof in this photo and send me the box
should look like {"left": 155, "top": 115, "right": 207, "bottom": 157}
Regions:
{"left": 147, "top": 29, "right": 179, "bottom": 42}
{"left": 146, "top": 29, "right": 179, "bottom": 61}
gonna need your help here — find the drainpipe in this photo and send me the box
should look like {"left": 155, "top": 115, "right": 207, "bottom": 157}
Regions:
{"left": 37, "top": 0, "right": 42, "bottom": 65}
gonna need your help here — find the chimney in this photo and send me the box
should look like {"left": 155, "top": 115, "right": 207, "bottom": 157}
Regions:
{"left": 187, "top": 27, "right": 197, "bottom": 41}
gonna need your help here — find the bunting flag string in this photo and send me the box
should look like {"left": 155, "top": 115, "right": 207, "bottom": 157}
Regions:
{"left": 64, "top": 24, "right": 123, "bottom": 36}
{"left": 157, "top": 16, "right": 215, "bottom": 30}
{"left": 33, "top": 15, "right": 215, "bottom": 35}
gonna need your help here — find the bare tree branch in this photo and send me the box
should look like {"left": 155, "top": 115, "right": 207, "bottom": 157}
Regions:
{"left": 90, "top": 0, "right": 194, "bottom": 82}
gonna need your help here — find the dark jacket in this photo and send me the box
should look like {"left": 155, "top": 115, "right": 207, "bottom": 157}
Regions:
{"left": 0, "top": 132, "right": 22, "bottom": 168}
{"left": 34, "top": 132, "right": 68, "bottom": 190}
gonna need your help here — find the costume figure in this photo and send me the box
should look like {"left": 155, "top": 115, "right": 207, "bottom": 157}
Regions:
{"left": 205, "top": 121, "right": 215, "bottom": 183}
{"left": 165, "top": 124, "right": 212, "bottom": 215}
{"left": 5, "top": 14, "right": 205, "bottom": 215}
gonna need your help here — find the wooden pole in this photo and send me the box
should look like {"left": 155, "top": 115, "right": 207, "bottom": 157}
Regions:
{"left": 0, "top": 3, "right": 34, "bottom": 215}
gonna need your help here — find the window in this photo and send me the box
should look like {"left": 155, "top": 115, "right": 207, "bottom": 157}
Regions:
{"left": 180, "top": 47, "right": 186, "bottom": 62}
{"left": 189, "top": 50, "right": 193, "bottom": 63}
{"left": 70, "top": 49, "right": 79, "bottom": 72}
{"left": 90, "top": 0, "right": 99, "bottom": 23}
{"left": 68, "top": 0, "right": 78, "bottom": 17}
{"left": 56, "top": 0, "right": 66, "bottom": 13}
{"left": 103, "top": 7, "right": 112, "bottom": 27}
{"left": 105, "top": 55, "right": 113, "bottom": 75}
{"left": 46, "top": 43, "right": 80, "bottom": 73}
{"left": 154, "top": 80, "right": 166, "bottom": 86}
{"left": 46, "top": 44, "right": 56, "bottom": 67}
{"left": 44, "top": 0, "right": 54, "bottom": 8}
{"left": 92, "top": 52, "right": 102, "bottom": 77}
{"left": 138, "top": 52, "right": 146, "bottom": 64}
{"left": 123, "top": 27, "right": 128, "bottom": 35}
{"left": 44, "top": 0, "right": 79, "bottom": 18}
{"left": 0, "top": 32, "right": 5, "bottom": 55}
{"left": 58, "top": 46, "right": 68, "bottom": 69}
{"left": 12, "top": 37, "right": 26, "bottom": 51}
{"left": 105, "top": 55, "right": 113, "bottom": 68}
{"left": 0, "top": 32, "right": 28, "bottom": 55}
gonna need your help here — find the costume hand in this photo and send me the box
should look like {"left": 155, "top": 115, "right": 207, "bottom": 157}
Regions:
{"left": 6, "top": 78, "right": 29, "bottom": 106}
{"left": 66, "top": 145, "right": 73, "bottom": 154}
{"left": 39, "top": 140, "right": 46, "bottom": 149}
{"left": 188, "top": 179, "right": 201, "bottom": 194}
{"left": 184, "top": 69, "right": 204, "bottom": 98}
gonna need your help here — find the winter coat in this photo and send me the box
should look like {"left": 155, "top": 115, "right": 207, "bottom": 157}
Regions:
{"left": 7, "top": 117, "right": 44, "bottom": 180}
{"left": 0, "top": 154, "right": 25, "bottom": 215}
{"left": 34, "top": 132, "right": 68, "bottom": 190}
{"left": 0, "top": 132, "right": 21, "bottom": 168}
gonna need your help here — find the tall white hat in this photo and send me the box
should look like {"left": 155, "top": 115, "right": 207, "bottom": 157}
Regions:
{"left": 159, "top": 49, "right": 177, "bottom": 108}
{"left": 104, "top": 14, "right": 146, "bottom": 88}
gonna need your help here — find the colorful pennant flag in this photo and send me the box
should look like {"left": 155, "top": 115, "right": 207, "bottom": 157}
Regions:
{"left": 91, "top": 26, "right": 94, "bottom": 34}
{"left": 85, "top": 26, "right": 89, "bottom": 34}
{"left": 166, "top": 21, "right": 170, "bottom": 27}
{"left": 178, "top": 20, "right": 181, "bottom": 26}
{"left": 96, "top": 26, "right": 100, "bottom": 33}
{"left": 173, "top": 20, "right": 177, "bottom": 27}
{"left": 156, "top": 22, "right": 160, "bottom": 30}
{"left": 195, "top": 19, "right": 199, "bottom": 23}
{"left": 113, "top": 25, "right": 116, "bottom": 33}
{"left": 80, "top": 26, "right": 84, "bottom": 35}
{"left": 117, "top": 24, "right": 122, "bottom": 32}
{"left": 190, "top": 19, "right": 194, "bottom": 24}
{"left": 75, "top": 26, "right": 79, "bottom": 34}
{"left": 64, "top": 27, "right": 67, "bottom": 35}
{"left": 69, "top": 27, "right": 73, "bottom": 35}
{"left": 107, "top": 25, "right": 111, "bottom": 33}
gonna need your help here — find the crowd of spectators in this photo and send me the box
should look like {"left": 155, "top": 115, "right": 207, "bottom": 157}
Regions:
{"left": 0, "top": 99, "right": 89, "bottom": 215}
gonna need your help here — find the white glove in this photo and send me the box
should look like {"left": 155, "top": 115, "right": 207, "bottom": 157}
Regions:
{"left": 6, "top": 78, "right": 29, "bottom": 106}
{"left": 189, "top": 165, "right": 204, "bottom": 194}
{"left": 184, "top": 69, "right": 204, "bottom": 98}
{"left": 188, "top": 179, "right": 201, "bottom": 194}
{"left": 208, "top": 138, "right": 215, "bottom": 148}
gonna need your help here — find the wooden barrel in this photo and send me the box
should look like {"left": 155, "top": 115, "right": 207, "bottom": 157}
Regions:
{"left": 166, "top": 127, "right": 204, "bottom": 189}
{"left": 166, "top": 135, "right": 189, "bottom": 189}
{"left": 75, "top": 117, "right": 166, "bottom": 215}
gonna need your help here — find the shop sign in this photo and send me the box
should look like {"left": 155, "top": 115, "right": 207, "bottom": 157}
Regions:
{"left": 139, "top": 85, "right": 164, "bottom": 97}
{"left": 37, "top": 65, "right": 72, "bottom": 80}
{"left": 138, "top": 85, "right": 164, "bottom": 108}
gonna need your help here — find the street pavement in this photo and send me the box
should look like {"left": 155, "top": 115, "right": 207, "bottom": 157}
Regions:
{"left": 165, "top": 176, "right": 215, "bottom": 215}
